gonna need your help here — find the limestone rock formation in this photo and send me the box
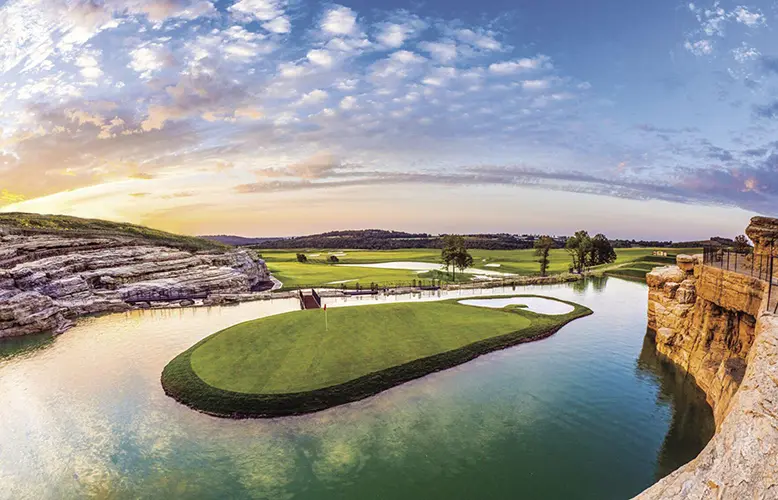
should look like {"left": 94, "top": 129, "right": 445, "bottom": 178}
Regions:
{"left": 638, "top": 246, "right": 778, "bottom": 499}
{"left": 646, "top": 256, "right": 760, "bottom": 424}
{"left": 745, "top": 216, "right": 778, "bottom": 256}
{"left": 0, "top": 233, "right": 270, "bottom": 338}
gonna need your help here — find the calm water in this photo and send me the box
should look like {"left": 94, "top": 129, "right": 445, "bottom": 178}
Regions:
{"left": 0, "top": 278, "right": 714, "bottom": 499}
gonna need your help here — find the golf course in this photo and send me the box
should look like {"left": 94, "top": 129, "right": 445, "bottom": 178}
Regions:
{"left": 260, "top": 247, "right": 700, "bottom": 289}
{"left": 162, "top": 295, "right": 592, "bottom": 417}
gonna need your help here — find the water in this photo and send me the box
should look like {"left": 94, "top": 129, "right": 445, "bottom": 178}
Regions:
{"left": 0, "top": 278, "right": 714, "bottom": 499}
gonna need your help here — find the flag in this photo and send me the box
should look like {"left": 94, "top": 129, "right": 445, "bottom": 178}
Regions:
{"left": 323, "top": 304, "right": 327, "bottom": 311}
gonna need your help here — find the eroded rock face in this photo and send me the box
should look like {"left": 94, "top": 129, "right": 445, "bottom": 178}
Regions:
{"left": 646, "top": 259, "right": 760, "bottom": 425}
{"left": 637, "top": 314, "right": 778, "bottom": 499}
{"left": 0, "top": 233, "right": 270, "bottom": 338}
{"left": 637, "top": 247, "right": 778, "bottom": 499}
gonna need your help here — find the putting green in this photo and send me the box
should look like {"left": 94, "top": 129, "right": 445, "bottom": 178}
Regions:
{"left": 162, "top": 296, "right": 592, "bottom": 417}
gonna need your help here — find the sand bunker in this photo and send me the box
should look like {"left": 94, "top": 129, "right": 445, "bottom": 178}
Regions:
{"left": 458, "top": 297, "right": 574, "bottom": 315}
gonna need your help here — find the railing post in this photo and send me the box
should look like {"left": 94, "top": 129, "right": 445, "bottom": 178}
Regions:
{"left": 767, "top": 254, "right": 775, "bottom": 307}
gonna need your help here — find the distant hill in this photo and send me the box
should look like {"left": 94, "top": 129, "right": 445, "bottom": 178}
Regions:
{"left": 0, "top": 213, "right": 229, "bottom": 253}
{"left": 205, "top": 229, "right": 742, "bottom": 251}
{"left": 205, "top": 229, "right": 548, "bottom": 250}
{"left": 201, "top": 235, "right": 283, "bottom": 246}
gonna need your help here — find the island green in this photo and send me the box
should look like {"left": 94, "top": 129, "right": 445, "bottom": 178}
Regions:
{"left": 162, "top": 296, "right": 592, "bottom": 417}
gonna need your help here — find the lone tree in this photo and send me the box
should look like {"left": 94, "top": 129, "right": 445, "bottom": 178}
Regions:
{"left": 329, "top": 255, "right": 340, "bottom": 263}
{"left": 534, "top": 235, "right": 555, "bottom": 277}
{"left": 296, "top": 253, "right": 308, "bottom": 263}
{"left": 454, "top": 247, "right": 474, "bottom": 276}
{"left": 566, "top": 230, "right": 592, "bottom": 273}
{"left": 441, "top": 235, "right": 471, "bottom": 280}
{"left": 733, "top": 235, "right": 752, "bottom": 253}
{"left": 589, "top": 234, "right": 617, "bottom": 267}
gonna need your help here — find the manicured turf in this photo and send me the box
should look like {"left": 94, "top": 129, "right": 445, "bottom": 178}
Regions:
{"left": 161, "top": 296, "right": 592, "bottom": 417}
{"left": 260, "top": 248, "right": 702, "bottom": 288}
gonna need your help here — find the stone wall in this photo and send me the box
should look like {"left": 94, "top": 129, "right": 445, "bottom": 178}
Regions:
{"left": 636, "top": 252, "right": 778, "bottom": 498}
{"left": 0, "top": 233, "right": 271, "bottom": 338}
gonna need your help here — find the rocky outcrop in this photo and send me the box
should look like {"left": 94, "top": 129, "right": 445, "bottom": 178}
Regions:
{"left": 0, "top": 233, "right": 270, "bottom": 338}
{"left": 646, "top": 256, "right": 762, "bottom": 425}
{"left": 637, "top": 313, "right": 778, "bottom": 499}
{"left": 637, "top": 230, "right": 778, "bottom": 498}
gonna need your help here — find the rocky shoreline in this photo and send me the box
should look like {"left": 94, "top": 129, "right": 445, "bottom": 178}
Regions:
{"left": 636, "top": 216, "right": 778, "bottom": 499}
{"left": 0, "top": 231, "right": 271, "bottom": 338}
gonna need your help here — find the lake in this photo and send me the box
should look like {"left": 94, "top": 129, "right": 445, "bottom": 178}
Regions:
{"left": 0, "top": 277, "right": 714, "bottom": 499}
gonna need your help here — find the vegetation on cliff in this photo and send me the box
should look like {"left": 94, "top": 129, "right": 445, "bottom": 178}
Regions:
{"left": 161, "top": 296, "right": 591, "bottom": 417}
{"left": 0, "top": 212, "right": 228, "bottom": 253}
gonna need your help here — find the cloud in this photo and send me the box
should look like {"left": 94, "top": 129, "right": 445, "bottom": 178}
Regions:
{"left": 455, "top": 29, "right": 501, "bottom": 51}
{"left": 684, "top": 39, "right": 713, "bottom": 56}
{"left": 489, "top": 55, "right": 552, "bottom": 74}
{"left": 418, "top": 41, "right": 457, "bottom": 64}
{"left": 307, "top": 49, "right": 334, "bottom": 67}
{"left": 129, "top": 43, "right": 174, "bottom": 79}
{"left": 320, "top": 5, "right": 358, "bottom": 36}
{"left": 733, "top": 6, "right": 763, "bottom": 26}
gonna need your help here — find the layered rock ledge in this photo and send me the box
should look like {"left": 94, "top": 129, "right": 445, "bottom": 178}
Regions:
{"left": 0, "top": 232, "right": 270, "bottom": 338}
{"left": 637, "top": 237, "right": 778, "bottom": 496}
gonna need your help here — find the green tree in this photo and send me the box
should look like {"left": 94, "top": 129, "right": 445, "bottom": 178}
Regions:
{"left": 589, "top": 234, "right": 617, "bottom": 266}
{"left": 733, "top": 235, "right": 752, "bottom": 253}
{"left": 296, "top": 253, "right": 308, "bottom": 263}
{"left": 454, "top": 247, "right": 474, "bottom": 276}
{"left": 565, "top": 230, "right": 592, "bottom": 273}
{"left": 534, "top": 235, "right": 554, "bottom": 277}
{"left": 441, "top": 235, "right": 465, "bottom": 279}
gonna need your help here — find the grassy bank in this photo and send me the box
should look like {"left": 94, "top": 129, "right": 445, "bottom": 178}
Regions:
{"left": 161, "top": 296, "right": 592, "bottom": 417}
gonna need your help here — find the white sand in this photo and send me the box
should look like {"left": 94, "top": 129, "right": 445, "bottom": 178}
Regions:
{"left": 484, "top": 263, "right": 501, "bottom": 268}
{"left": 336, "top": 261, "right": 514, "bottom": 277}
{"left": 458, "top": 297, "right": 574, "bottom": 315}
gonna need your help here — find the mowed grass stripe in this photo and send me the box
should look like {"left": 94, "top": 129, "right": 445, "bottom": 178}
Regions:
{"left": 189, "top": 301, "right": 533, "bottom": 394}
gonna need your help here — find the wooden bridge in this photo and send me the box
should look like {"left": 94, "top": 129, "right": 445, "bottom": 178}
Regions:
{"left": 298, "top": 289, "right": 321, "bottom": 310}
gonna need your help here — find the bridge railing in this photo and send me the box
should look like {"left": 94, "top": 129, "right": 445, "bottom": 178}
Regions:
{"left": 702, "top": 247, "right": 778, "bottom": 314}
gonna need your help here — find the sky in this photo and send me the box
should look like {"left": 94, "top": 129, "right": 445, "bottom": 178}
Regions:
{"left": 0, "top": 0, "right": 776, "bottom": 238}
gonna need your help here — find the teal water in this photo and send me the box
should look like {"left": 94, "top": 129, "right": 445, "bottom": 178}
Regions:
{"left": 0, "top": 278, "right": 714, "bottom": 499}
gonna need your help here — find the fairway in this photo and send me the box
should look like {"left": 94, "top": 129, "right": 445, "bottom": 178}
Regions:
{"left": 260, "top": 247, "right": 702, "bottom": 288}
{"left": 162, "top": 296, "right": 592, "bottom": 417}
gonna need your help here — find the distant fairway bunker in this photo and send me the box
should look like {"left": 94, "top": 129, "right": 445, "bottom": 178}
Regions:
{"left": 161, "top": 295, "right": 592, "bottom": 418}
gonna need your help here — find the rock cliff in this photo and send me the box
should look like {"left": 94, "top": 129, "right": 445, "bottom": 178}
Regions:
{"left": 637, "top": 215, "right": 778, "bottom": 498}
{"left": 0, "top": 231, "right": 270, "bottom": 338}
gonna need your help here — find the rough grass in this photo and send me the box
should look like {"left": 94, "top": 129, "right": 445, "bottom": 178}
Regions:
{"left": 161, "top": 296, "right": 592, "bottom": 418}
{"left": 0, "top": 212, "right": 228, "bottom": 252}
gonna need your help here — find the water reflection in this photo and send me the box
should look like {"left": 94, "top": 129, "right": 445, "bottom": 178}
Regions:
{"left": 0, "top": 332, "right": 54, "bottom": 360}
{"left": 0, "top": 280, "right": 714, "bottom": 500}
{"left": 636, "top": 333, "right": 715, "bottom": 480}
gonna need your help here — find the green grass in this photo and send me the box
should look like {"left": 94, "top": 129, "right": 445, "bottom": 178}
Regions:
{"left": 161, "top": 296, "right": 591, "bottom": 417}
{"left": 259, "top": 247, "right": 703, "bottom": 288}
{"left": 267, "top": 262, "right": 433, "bottom": 289}
{"left": 595, "top": 248, "right": 701, "bottom": 281}
{"left": 0, "top": 212, "right": 228, "bottom": 252}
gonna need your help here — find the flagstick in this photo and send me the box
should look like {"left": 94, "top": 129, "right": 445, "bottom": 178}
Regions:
{"left": 325, "top": 305, "right": 328, "bottom": 331}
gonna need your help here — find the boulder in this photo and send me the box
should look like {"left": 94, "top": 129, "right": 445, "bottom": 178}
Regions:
{"left": 676, "top": 254, "right": 696, "bottom": 272}
{"left": 646, "top": 266, "right": 687, "bottom": 288}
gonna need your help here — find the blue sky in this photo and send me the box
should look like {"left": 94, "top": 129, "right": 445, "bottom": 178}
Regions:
{"left": 0, "top": 0, "right": 775, "bottom": 237}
